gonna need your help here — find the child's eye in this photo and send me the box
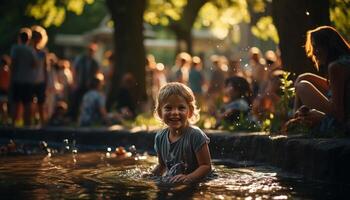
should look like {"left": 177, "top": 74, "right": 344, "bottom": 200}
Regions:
{"left": 179, "top": 106, "right": 186, "bottom": 110}
{"left": 164, "top": 106, "right": 171, "bottom": 111}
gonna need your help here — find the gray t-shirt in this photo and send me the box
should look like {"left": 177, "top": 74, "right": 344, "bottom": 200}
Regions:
{"left": 154, "top": 126, "right": 210, "bottom": 174}
{"left": 10, "top": 44, "right": 37, "bottom": 83}
{"left": 79, "top": 90, "right": 105, "bottom": 126}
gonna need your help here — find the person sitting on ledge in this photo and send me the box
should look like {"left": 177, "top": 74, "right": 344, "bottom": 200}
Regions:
{"left": 78, "top": 73, "right": 121, "bottom": 127}
{"left": 291, "top": 26, "right": 350, "bottom": 134}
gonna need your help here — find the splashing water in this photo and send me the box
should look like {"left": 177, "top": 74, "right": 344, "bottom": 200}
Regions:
{"left": 0, "top": 150, "right": 347, "bottom": 199}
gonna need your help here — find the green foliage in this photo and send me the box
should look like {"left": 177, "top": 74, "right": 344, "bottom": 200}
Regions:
{"left": 121, "top": 113, "right": 162, "bottom": 129}
{"left": 57, "top": 0, "right": 107, "bottom": 34}
{"left": 196, "top": 0, "right": 250, "bottom": 40}
{"left": 219, "top": 112, "right": 261, "bottom": 132}
{"left": 278, "top": 72, "right": 295, "bottom": 115}
{"left": 26, "top": 0, "right": 94, "bottom": 27}
{"left": 250, "top": 0, "right": 266, "bottom": 13}
{"left": 144, "top": 0, "right": 186, "bottom": 26}
{"left": 197, "top": 111, "right": 260, "bottom": 132}
{"left": 196, "top": 112, "right": 217, "bottom": 130}
{"left": 251, "top": 16, "right": 279, "bottom": 43}
{"left": 262, "top": 71, "right": 295, "bottom": 133}
{"left": 330, "top": 0, "right": 350, "bottom": 40}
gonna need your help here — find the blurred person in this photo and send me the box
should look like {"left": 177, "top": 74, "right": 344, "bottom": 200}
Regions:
{"left": 170, "top": 52, "right": 191, "bottom": 84}
{"left": 215, "top": 76, "right": 252, "bottom": 128}
{"left": 265, "top": 50, "right": 281, "bottom": 72}
{"left": 145, "top": 54, "right": 157, "bottom": 106}
{"left": 206, "top": 55, "right": 226, "bottom": 114}
{"left": 45, "top": 53, "right": 59, "bottom": 119}
{"left": 55, "top": 59, "right": 73, "bottom": 101}
{"left": 0, "top": 55, "right": 11, "bottom": 124}
{"left": 31, "top": 25, "right": 49, "bottom": 126}
{"left": 151, "top": 63, "right": 167, "bottom": 105}
{"left": 47, "top": 100, "right": 69, "bottom": 126}
{"left": 79, "top": 73, "right": 111, "bottom": 126}
{"left": 103, "top": 50, "right": 114, "bottom": 94}
{"left": 188, "top": 56, "right": 205, "bottom": 108}
{"left": 248, "top": 47, "right": 268, "bottom": 98}
{"left": 70, "top": 42, "right": 100, "bottom": 121}
{"left": 252, "top": 70, "right": 284, "bottom": 121}
{"left": 112, "top": 73, "right": 137, "bottom": 120}
{"left": 228, "top": 57, "right": 245, "bottom": 78}
{"left": 10, "top": 27, "right": 37, "bottom": 126}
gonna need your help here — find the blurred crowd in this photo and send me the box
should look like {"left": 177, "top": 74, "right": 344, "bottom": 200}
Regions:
{"left": 0, "top": 26, "right": 138, "bottom": 127}
{"left": 0, "top": 25, "right": 289, "bottom": 129}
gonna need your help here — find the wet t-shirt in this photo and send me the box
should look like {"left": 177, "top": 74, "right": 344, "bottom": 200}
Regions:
{"left": 154, "top": 126, "right": 210, "bottom": 174}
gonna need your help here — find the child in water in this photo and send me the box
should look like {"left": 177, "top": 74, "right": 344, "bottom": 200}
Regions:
{"left": 152, "top": 82, "right": 212, "bottom": 183}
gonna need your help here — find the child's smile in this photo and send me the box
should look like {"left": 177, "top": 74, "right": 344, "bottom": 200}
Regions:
{"left": 160, "top": 94, "right": 192, "bottom": 132}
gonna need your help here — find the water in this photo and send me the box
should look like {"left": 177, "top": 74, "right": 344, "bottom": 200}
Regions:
{"left": 0, "top": 146, "right": 348, "bottom": 199}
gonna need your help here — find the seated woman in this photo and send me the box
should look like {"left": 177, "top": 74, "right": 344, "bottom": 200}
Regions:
{"left": 292, "top": 26, "right": 350, "bottom": 133}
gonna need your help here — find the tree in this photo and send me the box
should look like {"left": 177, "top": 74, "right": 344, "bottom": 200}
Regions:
{"left": 25, "top": 0, "right": 147, "bottom": 111}
{"left": 169, "top": 0, "right": 208, "bottom": 54}
{"left": 105, "top": 0, "right": 147, "bottom": 110}
{"left": 271, "top": 0, "right": 330, "bottom": 75}
{"left": 0, "top": 0, "right": 38, "bottom": 54}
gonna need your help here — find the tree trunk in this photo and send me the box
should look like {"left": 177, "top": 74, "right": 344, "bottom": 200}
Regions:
{"left": 271, "top": 0, "right": 330, "bottom": 76}
{"left": 171, "top": 0, "right": 208, "bottom": 55}
{"left": 105, "top": 0, "right": 146, "bottom": 111}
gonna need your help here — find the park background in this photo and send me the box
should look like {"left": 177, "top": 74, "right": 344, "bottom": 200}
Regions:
{"left": 0, "top": 0, "right": 349, "bottom": 131}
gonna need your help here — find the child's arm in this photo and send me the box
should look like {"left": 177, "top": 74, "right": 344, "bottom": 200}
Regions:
{"left": 151, "top": 153, "right": 166, "bottom": 176}
{"left": 170, "top": 143, "right": 211, "bottom": 183}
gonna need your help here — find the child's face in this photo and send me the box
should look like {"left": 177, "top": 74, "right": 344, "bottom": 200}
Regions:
{"left": 160, "top": 94, "right": 192, "bottom": 130}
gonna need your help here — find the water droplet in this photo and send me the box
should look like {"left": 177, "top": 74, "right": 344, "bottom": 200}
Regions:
{"left": 306, "top": 11, "right": 310, "bottom": 16}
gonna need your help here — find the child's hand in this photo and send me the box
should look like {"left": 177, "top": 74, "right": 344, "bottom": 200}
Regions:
{"left": 169, "top": 174, "right": 193, "bottom": 184}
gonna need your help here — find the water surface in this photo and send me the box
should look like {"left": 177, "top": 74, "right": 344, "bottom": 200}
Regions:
{"left": 0, "top": 151, "right": 347, "bottom": 199}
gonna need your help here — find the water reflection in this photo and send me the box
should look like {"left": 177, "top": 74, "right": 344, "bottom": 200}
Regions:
{"left": 0, "top": 152, "right": 348, "bottom": 199}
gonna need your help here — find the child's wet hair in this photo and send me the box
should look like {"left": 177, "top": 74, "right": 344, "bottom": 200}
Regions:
{"left": 154, "top": 82, "right": 200, "bottom": 124}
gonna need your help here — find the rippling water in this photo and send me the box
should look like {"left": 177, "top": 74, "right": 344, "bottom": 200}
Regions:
{"left": 0, "top": 152, "right": 347, "bottom": 199}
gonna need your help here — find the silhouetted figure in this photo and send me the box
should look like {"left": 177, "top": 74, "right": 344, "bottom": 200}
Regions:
{"left": 10, "top": 27, "right": 37, "bottom": 126}
{"left": 70, "top": 43, "right": 100, "bottom": 121}
{"left": 291, "top": 26, "right": 350, "bottom": 134}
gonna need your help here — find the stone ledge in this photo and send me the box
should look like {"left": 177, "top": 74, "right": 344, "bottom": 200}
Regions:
{"left": 1, "top": 127, "right": 349, "bottom": 183}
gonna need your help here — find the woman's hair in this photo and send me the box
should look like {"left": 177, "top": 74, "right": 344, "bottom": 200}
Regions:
{"left": 225, "top": 76, "right": 252, "bottom": 103}
{"left": 305, "top": 26, "right": 350, "bottom": 70}
{"left": 154, "top": 82, "right": 200, "bottom": 124}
